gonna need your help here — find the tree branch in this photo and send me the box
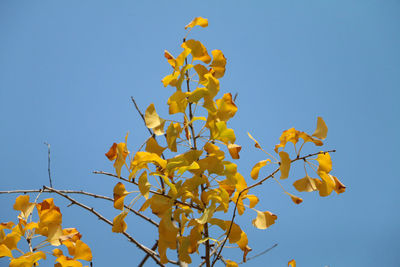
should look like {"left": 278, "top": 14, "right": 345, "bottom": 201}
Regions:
{"left": 0, "top": 188, "right": 158, "bottom": 227}
{"left": 42, "top": 186, "right": 166, "bottom": 266}
{"left": 44, "top": 142, "right": 53, "bottom": 187}
{"left": 211, "top": 150, "right": 336, "bottom": 266}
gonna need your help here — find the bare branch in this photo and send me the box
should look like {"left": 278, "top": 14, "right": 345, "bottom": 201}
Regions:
{"left": 138, "top": 240, "right": 158, "bottom": 267}
{"left": 44, "top": 142, "right": 53, "bottom": 187}
{"left": 131, "top": 96, "right": 153, "bottom": 136}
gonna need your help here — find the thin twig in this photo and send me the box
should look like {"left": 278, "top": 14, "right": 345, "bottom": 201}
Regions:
{"left": 138, "top": 240, "right": 158, "bottom": 267}
{"left": 42, "top": 186, "right": 166, "bottom": 266}
{"left": 44, "top": 142, "right": 53, "bottom": 187}
{"left": 211, "top": 150, "right": 336, "bottom": 266}
{"left": 238, "top": 243, "right": 278, "bottom": 264}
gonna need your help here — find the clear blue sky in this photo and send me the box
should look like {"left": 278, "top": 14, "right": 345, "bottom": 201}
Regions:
{"left": 1, "top": 1, "right": 399, "bottom": 266}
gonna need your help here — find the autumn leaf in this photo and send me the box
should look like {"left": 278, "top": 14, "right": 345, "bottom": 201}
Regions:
{"left": 279, "top": 151, "right": 291, "bottom": 179}
{"left": 185, "top": 17, "right": 208, "bottom": 29}
{"left": 252, "top": 210, "right": 277, "bottom": 230}
{"left": 288, "top": 259, "right": 296, "bottom": 267}
{"left": 250, "top": 160, "right": 271, "bottom": 180}
{"left": 138, "top": 171, "right": 151, "bottom": 199}
{"left": 145, "top": 103, "right": 166, "bottom": 135}
{"left": 112, "top": 211, "right": 128, "bottom": 233}
{"left": 312, "top": 117, "right": 328, "bottom": 139}
{"left": 227, "top": 144, "right": 241, "bottom": 159}
{"left": 113, "top": 182, "right": 130, "bottom": 210}
{"left": 13, "top": 195, "right": 35, "bottom": 220}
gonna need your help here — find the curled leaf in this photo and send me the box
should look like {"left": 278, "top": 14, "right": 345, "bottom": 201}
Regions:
{"left": 293, "top": 175, "right": 318, "bottom": 192}
{"left": 113, "top": 182, "right": 130, "bottom": 210}
{"left": 288, "top": 259, "right": 296, "bottom": 267}
{"left": 252, "top": 210, "right": 277, "bottom": 230}
{"left": 285, "top": 192, "right": 303, "bottom": 204}
{"left": 312, "top": 117, "right": 328, "bottom": 139}
{"left": 138, "top": 172, "right": 151, "bottom": 199}
{"left": 250, "top": 160, "right": 271, "bottom": 180}
{"left": 145, "top": 104, "right": 166, "bottom": 135}
{"left": 279, "top": 151, "right": 291, "bottom": 179}
{"left": 112, "top": 211, "right": 128, "bottom": 233}
{"left": 227, "top": 144, "right": 241, "bottom": 159}
{"left": 185, "top": 17, "right": 208, "bottom": 29}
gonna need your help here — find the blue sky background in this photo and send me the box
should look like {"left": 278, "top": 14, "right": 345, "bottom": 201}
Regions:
{"left": 1, "top": 1, "right": 399, "bottom": 266}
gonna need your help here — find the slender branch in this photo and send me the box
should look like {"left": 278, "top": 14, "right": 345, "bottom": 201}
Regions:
{"left": 138, "top": 240, "right": 158, "bottom": 267}
{"left": 44, "top": 142, "right": 53, "bottom": 187}
{"left": 130, "top": 96, "right": 165, "bottom": 191}
{"left": 131, "top": 97, "right": 153, "bottom": 136}
{"left": 238, "top": 243, "right": 278, "bottom": 264}
{"left": 211, "top": 150, "right": 336, "bottom": 266}
{"left": 93, "top": 171, "right": 202, "bottom": 211}
{"left": 42, "top": 186, "right": 165, "bottom": 266}
{"left": 0, "top": 188, "right": 158, "bottom": 227}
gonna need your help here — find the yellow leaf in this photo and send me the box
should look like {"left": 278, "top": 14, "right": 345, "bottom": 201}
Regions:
{"left": 144, "top": 103, "right": 166, "bottom": 135}
{"left": 0, "top": 244, "right": 12, "bottom": 258}
{"left": 74, "top": 240, "right": 92, "bottom": 261}
{"left": 113, "top": 182, "right": 129, "bottom": 210}
{"left": 185, "top": 17, "right": 208, "bottom": 29}
{"left": 193, "top": 64, "right": 209, "bottom": 85}
{"left": 114, "top": 142, "right": 129, "bottom": 178}
{"left": 312, "top": 117, "right": 328, "bottom": 140}
{"left": 274, "top": 128, "right": 299, "bottom": 153}
{"left": 210, "top": 50, "right": 227, "bottom": 78}
{"left": 196, "top": 199, "right": 217, "bottom": 224}
{"left": 166, "top": 122, "right": 182, "bottom": 152}
{"left": 224, "top": 221, "right": 243, "bottom": 244}
{"left": 2, "top": 231, "right": 20, "bottom": 250}
{"left": 10, "top": 251, "right": 46, "bottom": 267}
{"left": 316, "top": 171, "right": 336, "bottom": 197}
{"left": 47, "top": 223, "right": 63, "bottom": 246}
{"left": 252, "top": 210, "right": 277, "bottom": 229}
{"left": 216, "top": 93, "right": 237, "bottom": 121}
{"left": 187, "top": 87, "right": 208, "bottom": 103}
{"left": 247, "top": 132, "right": 262, "bottom": 149}
{"left": 178, "top": 236, "right": 192, "bottom": 264}
{"left": 293, "top": 175, "right": 318, "bottom": 192}
{"left": 54, "top": 255, "right": 83, "bottom": 267}
{"left": 227, "top": 144, "right": 241, "bottom": 159}
{"left": 162, "top": 71, "right": 179, "bottom": 87}
{"left": 245, "top": 194, "right": 259, "bottom": 208}
{"left": 332, "top": 175, "right": 346, "bottom": 194}
{"left": 149, "top": 194, "right": 174, "bottom": 217}
{"left": 316, "top": 152, "right": 332, "bottom": 173}
{"left": 168, "top": 90, "right": 188, "bottom": 114}
{"left": 182, "top": 39, "right": 211, "bottom": 64}
{"left": 285, "top": 192, "right": 303, "bottom": 204}
{"left": 250, "top": 160, "right": 271, "bottom": 180}
{"left": 279, "top": 151, "right": 291, "bottom": 179}
{"left": 215, "top": 121, "right": 236, "bottom": 144}
{"left": 53, "top": 248, "right": 64, "bottom": 257}
{"left": 145, "top": 137, "right": 166, "bottom": 156}
{"left": 138, "top": 172, "right": 151, "bottom": 199}
{"left": 112, "top": 211, "right": 128, "bottom": 233}
{"left": 13, "top": 195, "right": 35, "bottom": 220}
{"left": 226, "top": 260, "right": 239, "bottom": 267}
{"left": 288, "top": 259, "right": 296, "bottom": 267}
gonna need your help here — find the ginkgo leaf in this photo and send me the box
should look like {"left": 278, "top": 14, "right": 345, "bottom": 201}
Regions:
{"left": 216, "top": 93, "right": 237, "bottom": 122}
{"left": 316, "top": 152, "right": 332, "bottom": 173}
{"left": 210, "top": 50, "right": 227, "bottom": 78}
{"left": 227, "top": 144, "right": 241, "bottom": 159}
{"left": 245, "top": 195, "right": 259, "bottom": 208}
{"left": 166, "top": 122, "right": 182, "bottom": 152}
{"left": 138, "top": 171, "right": 151, "bottom": 199}
{"left": 185, "top": 17, "right": 208, "bottom": 29}
{"left": 252, "top": 210, "right": 277, "bottom": 230}
{"left": 114, "top": 142, "right": 129, "bottom": 178}
{"left": 196, "top": 199, "right": 217, "bottom": 224}
{"left": 168, "top": 90, "right": 188, "bottom": 114}
{"left": 178, "top": 236, "right": 192, "bottom": 264}
{"left": 182, "top": 39, "right": 211, "bottom": 64}
{"left": 312, "top": 117, "right": 328, "bottom": 140}
{"left": 274, "top": 128, "right": 299, "bottom": 153}
{"left": 316, "top": 171, "right": 336, "bottom": 197}
{"left": 226, "top": 260, "right": 239, "bottom": 267}
{"left": 47, "top": 223, "right": 63, "bottom": 246}
{"left": 247, "top": 132, "right": 261, "bottom": 149}
{"left": 162, "top": 71, "right": 180, "bottom": 87}
{"left": 10, "top": 251, "right": 46, "bottom": 267}
{"left": 250, "top": 160, "right": 271, "bottom": 180}
{"left": 73, "top": 240, "right": 92, "bottom": 261}
{"left": 293, "top": 175, "right": 317, "bottom": 192}
{"left": 105, "top": 143, "right": 118, "bottom": 161}
{"left": 0, "top": 244, "right": 12, "bottom": 258}
{"left": 54, "top": 255, "right": 83, "bottom": 267}
{"left": 332, "top": 175, "right": 346, "bottom": 194}
{"left": 112, "top": 211, "right": 128, "bottom": 233}
{"left": 279, "top": 151, "right": 291, "bottom": 179}
{"left": 2, "top": 232, "right": 20, "bottom": 250}
{"left": 13, "top": 195, "right": 35, "bottom": 220}
{"left": 113, "top": 182, "right": 130, "bottom": 210}
{"left": 285, "top": 192, "right": 303, "bottom": 204}
{"left": 145, "top": 137, "right": 166, "bottom": 156}
{"left": 215, "top": 121, "right": 236, "bottom": 144}
{"left": 145, "top": 104, "right": 166, "bottom": 135}
{"left": 193, "top": 64, "right": 209, "bottom": 85}
{"left": 288, "top": 259, "right": 296, "bottom": 267}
